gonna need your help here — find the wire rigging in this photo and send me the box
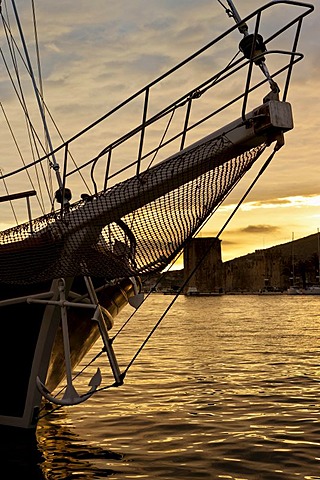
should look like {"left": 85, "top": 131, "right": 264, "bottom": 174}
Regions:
{"left": 1, "top": 0, "right": 92, "bottom": 218}
{"left": 92, "top": 142, "right": 281, "bottom": 392}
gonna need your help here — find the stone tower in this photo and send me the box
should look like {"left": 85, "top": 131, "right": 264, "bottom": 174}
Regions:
{"left": 183, "top": 237, "right": 223, "bottom": 294}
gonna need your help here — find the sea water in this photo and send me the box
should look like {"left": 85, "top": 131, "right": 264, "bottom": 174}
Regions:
{"left": 5, "top": 295, "right": 320, "bottom": 479}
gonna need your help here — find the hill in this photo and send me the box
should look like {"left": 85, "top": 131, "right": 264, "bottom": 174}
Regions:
{"left": 237, "top": 231, "right": 319, "bottom": 263}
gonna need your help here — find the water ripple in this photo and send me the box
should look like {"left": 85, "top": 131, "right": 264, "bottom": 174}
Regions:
{"left": 5, "top": 295, "right": 320, "bottom": 479}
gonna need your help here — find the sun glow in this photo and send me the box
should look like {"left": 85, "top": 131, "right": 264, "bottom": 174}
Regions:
{"left": 238, "top": 195, "right": 320, "bottom": 212}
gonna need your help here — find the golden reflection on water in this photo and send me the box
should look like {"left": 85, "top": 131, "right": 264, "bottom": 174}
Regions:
{"left": 32, "top": 295, "right": 320, "bottom": 479}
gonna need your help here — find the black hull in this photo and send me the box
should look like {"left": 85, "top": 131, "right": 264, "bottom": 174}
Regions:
{"left": 0, "top": 276, "right": 135, "bottom": 430}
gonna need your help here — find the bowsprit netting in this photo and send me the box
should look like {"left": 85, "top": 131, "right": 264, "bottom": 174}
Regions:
{"left": 0, "top": 132, "right": 266, "bottom": 285}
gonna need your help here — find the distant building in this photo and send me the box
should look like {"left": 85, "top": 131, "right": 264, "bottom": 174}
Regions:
{"left": 223, "top": 248, "right": 284, "bottom": 293}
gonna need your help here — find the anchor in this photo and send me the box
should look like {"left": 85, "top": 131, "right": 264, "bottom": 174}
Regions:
{"left": 36, "top": 368, "right": 102, "bottom": 406}
{"left": 34, "top": 279, "right": 102, "bottom": 406}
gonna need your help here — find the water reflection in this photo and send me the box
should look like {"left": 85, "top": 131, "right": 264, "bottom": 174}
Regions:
{"left": 0, "top": 428, "right": 43, "bottom": 478}
{"left": 36, "top": 412, "right": 124, "bottom": 479}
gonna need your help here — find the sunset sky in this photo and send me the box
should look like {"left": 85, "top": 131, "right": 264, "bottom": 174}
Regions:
{"left": 1, "top": 0, "right": 319, "bottom": 263}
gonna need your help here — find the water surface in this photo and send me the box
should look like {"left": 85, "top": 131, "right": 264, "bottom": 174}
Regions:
{"left": 7, "top": 295, "right": 320, "bottom": 479}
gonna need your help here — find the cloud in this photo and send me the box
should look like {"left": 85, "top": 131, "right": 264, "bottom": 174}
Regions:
{"left": 241, "top": 224, "right": 280, "bottom": 234}
{"left": 1, "top": 0, "right": 318, "bottom": 260}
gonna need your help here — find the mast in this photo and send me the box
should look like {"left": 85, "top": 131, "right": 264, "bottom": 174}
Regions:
{"left": 291, "top": 232, "right": 295, "bottom": 286}
{"left": 317, "top": 228, "right": 320, "bottom": 285}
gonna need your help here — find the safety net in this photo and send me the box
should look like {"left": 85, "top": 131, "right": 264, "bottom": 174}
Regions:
{"left": 0, "top": 132, "right": 266, "bottom": 285}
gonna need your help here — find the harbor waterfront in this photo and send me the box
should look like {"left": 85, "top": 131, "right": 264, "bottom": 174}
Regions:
{"left": 144, "top": 232, "right": 320, "bottom": 296}
{"left": 4, "top": 294, "right": 320, "bottom": 479}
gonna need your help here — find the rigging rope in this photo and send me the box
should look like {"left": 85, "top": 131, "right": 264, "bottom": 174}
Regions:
{"left": 89, "top": 141, "right": 282, "bottom": 391}
{"left": 1, "top": 1, "right": 92, "bottom": 213}
{"left": 119, "top": 143, "right": 280, "bottom": 380}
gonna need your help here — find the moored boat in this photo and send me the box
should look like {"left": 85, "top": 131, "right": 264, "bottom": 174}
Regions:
{"left": 286, "top": 286, "right": 302, "bottom": 295}
{"left": 301, "top": 286, "right": 320, "bottom": 295}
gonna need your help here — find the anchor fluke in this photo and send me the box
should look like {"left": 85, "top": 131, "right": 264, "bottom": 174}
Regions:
{"left": 89, "top": 367, "right": 103, "bottom": 389}
{"left": 129, "top": 276, "right": 144, "bottom": 308}
{"left": 36, "top": 367, "right": 102, "bottom": 406}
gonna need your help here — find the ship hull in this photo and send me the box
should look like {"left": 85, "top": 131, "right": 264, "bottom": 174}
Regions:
{"left": 0, "top": 276, "right": 135, "bottom": 430}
